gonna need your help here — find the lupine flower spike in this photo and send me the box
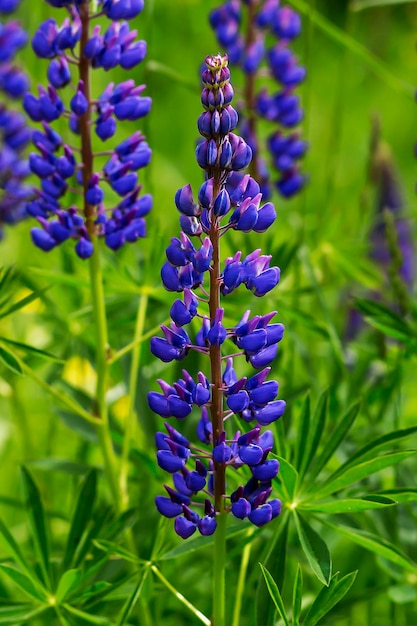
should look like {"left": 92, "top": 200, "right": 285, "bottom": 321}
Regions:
{"left": 26, "top": 0, "right": 152, "bottom": 258}
{"left": 149, "top": 54, "right": 285, "bottom": 539}
{"left": 210, "top": 0, "right": 307, "bottom": 199}
{"left": 0, "top": 0, "right": 32, "bottom": 239}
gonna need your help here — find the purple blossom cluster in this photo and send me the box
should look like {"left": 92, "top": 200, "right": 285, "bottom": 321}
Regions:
{"left": 210, "top": 0, "right": 307, "bottom": 199}
{"left": 149, "top": 54, "right": 285, "bottom": 539}
{"left": 25, "top": 0, "right": 152, "bottom": 259}
{"left": 0, "top": 0, "right": 32, "bottom": 239}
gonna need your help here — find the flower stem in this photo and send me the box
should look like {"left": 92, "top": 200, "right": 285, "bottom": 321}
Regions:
{"left": 213, "top": 511, "right": 227, "bottom": 626}
{"left": 120, "top": 293, "right": 149, "bottom": 510}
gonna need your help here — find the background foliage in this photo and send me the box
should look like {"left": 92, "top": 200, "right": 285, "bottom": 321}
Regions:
{"left": 0, "top": 0, "right": 417, "bottom": 624}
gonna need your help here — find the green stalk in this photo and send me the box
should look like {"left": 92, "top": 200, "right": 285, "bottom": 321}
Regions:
{"left": 213, "top": 512, "right": 227, "bottom": 626}
{"left": 232, "top": 530, "right": 254, "bottom": 626}
{"left": 120, "top": 293, "right": 149, "bottom": 510}
{"left": 88, "top": 250, "right": 122, "bottom": 512}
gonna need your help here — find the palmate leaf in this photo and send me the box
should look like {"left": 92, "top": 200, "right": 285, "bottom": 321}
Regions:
{"left": 275, "top": 455, "right": 298, "bottom": 501}
{"left": 0, "top": 564, "right": 48, "bottom": 603}
{"left": 303, "top": 570, "right": 358, "bottom": 626}
{"left": 294, "top": 513, "right": 332, "bottom": 586}
{"left": 0, "top": 519, "right": 36, "bottom": 578}
{"left": 300, "top": 495, "right": 396, "bottom": 514}
{"left": 304, "top": 401, "right": 360, "bottom": 490}
{"left": 55, "top": 569, "right": 84, "bottom": 604}
{"left": 323, "top": 520, "right": 417, "bottom": 573}
{"left": 93, "top": 540, "right": 146, "bottom": 565}
{"left": 258, "top": 563, "right": 290, "bottom": 626}
{"left": 298, "top": 390, "right": 328, "bottom": 482}
{"left": 306, "top": 450, "right": 415, "bottom": 501}
{"left": 62, "top": 470, "right": 97, "bottom": 572}
{"left": 293, "top": 395, "right": 310, "bottom": 472}
{"left": 20, "top": 467, "right": 51, "bottom": 588}
{"left": 329, "top": 426, "right": 417, "bottom": 480}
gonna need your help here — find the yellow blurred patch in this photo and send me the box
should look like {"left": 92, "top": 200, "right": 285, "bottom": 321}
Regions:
{"left": 112, "top": 395, "right": 130, "bottom": 424}
{"left": 63, "top": 356, "right": 97, "bottom": 395}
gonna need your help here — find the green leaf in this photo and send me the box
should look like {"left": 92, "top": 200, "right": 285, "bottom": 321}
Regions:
{"left": 350, "top": 0, "right": 417, "bottom": 12}
{"left": 0, "top": 346, "right": 22, "bottom": 375}
{"left": 305, "top": 402, "right": 360, "bottom": 488}
{"left": 160, "top": 519, "right": 251, "bottom": 560}
{"left": 300, "top": 495, "right": 396, "bottom": 514}
{"left": 355, "top": 298, "right": 416, "bottom": 343}
{"left": 303, "top": 571, "right": 358, "bottom": 626}
{"left": 293, "top": 395, "right": 310, "bottom": 472}
{"left": 76, "top": 580, "right": 113, "bottom": 604}
{"left": 20, "top": 467, "right": 50, "bottom": 588}
{"left": 55, "top": 569, "right": 83, "bottom": 603}
{"left": 0, "top": 605, "right": 48, "bottom": 625}
{"left": 93, "top": 540, "right": 146, "bottom": 565}
{"left": 258, "top": 563, "right": 289, "bottom": 626}
{"left": 329, "top": 426, "right": 417, "bottom": 480}
{"left": 0, "top": 338, "right": 64, "bottom": 363}
{"left": 377, "top": 489, "right": 417, "bottom": 503}
{"left": 275, "top": 456, "right": 299, "bottom": 501}
{"left": 0, "top": 519, "right": 35, "bottom": 578}
{"left": 0, "top": 287, "right": 49, "bottom": 320}
{"left": 63, "top": 604, "right": 117, "bottom": 625}
{"left": 294, "top": 513, "right": 332, "bottom": 586}
{"left": 298, "top": 390, "right": 328, "bottom": 481}
{"left": 388, "top": 584, "right": 417, "bottom": 604}
{"left": 62, "top": 470, "right": 97, "bottom": 572}
{"left": 308, "top": 451, "right": 415, "bottom": 500}
{"left": 324, "top": 521, "right": 417, "bottom": 573}
{"left": 292, "top": 564, "right": 302, "bottom": 626}
{"left": 0, "top": 564, "right": 48, "bottom": 603}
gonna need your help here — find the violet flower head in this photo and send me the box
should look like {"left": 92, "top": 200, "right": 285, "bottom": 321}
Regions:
{"left": 149, "top": 54, "right": 285, "bottom": 539}
{"left": 210, "top": 0, "right": 307, "bottom": 199}
{"left": 26, "top": 0, "right": 152, "bottom": 259}
{"left": 0, "top": 0, "right": 32, "bottom": 239}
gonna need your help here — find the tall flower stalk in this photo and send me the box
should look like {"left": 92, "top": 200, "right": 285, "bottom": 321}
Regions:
{"left": 24, "top": 0, "right": 152, "bottom": 509}
{"left": 149, "top": 54, "right": 285, "bottom": 626}
{"left": 0, "top": 0, "right": 32, "bottom": 239}
{"left": 210, "top": 0, "right": 307, "bottom": 199}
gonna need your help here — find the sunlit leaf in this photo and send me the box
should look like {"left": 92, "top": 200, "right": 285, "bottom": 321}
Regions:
{"left": 293, "top": 395, "right": 310, "bottom": 471}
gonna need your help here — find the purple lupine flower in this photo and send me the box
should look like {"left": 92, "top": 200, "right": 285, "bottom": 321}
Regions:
{"left": 0, "top": 0, "right": 32, "bottom": 239}
{"left": 149, "top": 54, "right": 285, "bottom": 539}
{"left": 210, "top": 0, "right": 307, "bottom": 199}
{"left": 26, "top": 0, "right": 152, "bottom": 259}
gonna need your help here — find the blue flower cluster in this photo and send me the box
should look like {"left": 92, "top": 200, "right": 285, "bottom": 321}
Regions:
{"left": 149, "top": 54, "right": 284, "bottom": 539}
{"left": 210, "top": 0, "right": 307, "bottom": 199}
{"left": 0, "top": 0, "right": 32, "bottom": 239}
{"left": 25, "top": 0, "right": 152, "bottom": 259}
